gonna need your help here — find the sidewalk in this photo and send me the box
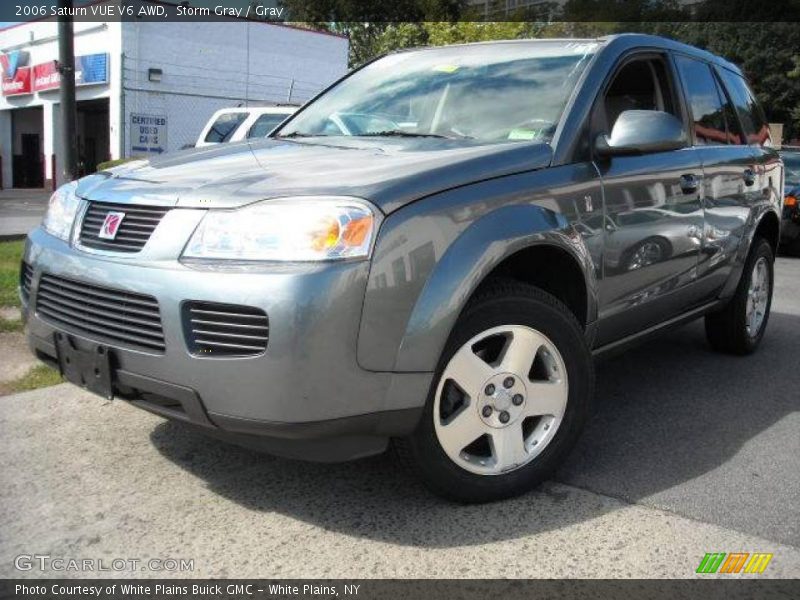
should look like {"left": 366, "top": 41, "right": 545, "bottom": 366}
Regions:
{"left": 0, "top": 188, "right": 50, "bottom": 239}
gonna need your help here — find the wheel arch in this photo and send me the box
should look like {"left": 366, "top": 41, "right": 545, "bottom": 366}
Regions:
{"left": 754, "top": 209, "right": 780, "bottom": 259}
{"left": 719, "top": 208, "right": 780, "bottom": 301}
{"left": 391, "top": 204, "right": 598, "bottom": 373}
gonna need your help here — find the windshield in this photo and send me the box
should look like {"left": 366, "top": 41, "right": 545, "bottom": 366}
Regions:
{"left": 781, "top": 151, "right": 800, "bottom": 187}
{"left": 277, "top": 41, "right": 598, "bottom": 144}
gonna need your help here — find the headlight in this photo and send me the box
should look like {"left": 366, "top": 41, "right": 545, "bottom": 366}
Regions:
{"left": 182, "top": 197, "right": 381, "bottom": 262}
{"left": 42, "top": 181, "right": 81, "bottom": 241}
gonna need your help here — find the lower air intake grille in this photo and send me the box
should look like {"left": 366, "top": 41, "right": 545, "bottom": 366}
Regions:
{"left": 183, "top": 301, "right": 269, "bottom": 357}
{"left": 20, "top": 262, "right": 33, "bottom": 302}
{"left": 36, "top": 274, "right": 165, "bottom": 353}
{"left": 79, "top": 201, "right": 170, "bottom": 253}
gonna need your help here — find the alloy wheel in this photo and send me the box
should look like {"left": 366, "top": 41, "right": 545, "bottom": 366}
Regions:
{"left": 745, "top": 256, "right": 770, "bottom": 337}
{"left": 433, "top": 325, "right": 568, "bottom": 475}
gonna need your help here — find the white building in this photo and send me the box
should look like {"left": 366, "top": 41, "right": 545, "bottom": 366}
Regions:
{"left": 0, "top": 14, "right": 349, "bottom": 189}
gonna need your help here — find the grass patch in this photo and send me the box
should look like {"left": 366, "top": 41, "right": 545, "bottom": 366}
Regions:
{"left": 0, "top": 364, "right": 62, "bottom": 396}
{"left": 0, "top": 240, "right": 25, "bottom": 308}
{"left": 97, "top": 157, "right": 141, "bottom": 171}
{"left": 0, "top": 318, "right": 23, "bottom": 333}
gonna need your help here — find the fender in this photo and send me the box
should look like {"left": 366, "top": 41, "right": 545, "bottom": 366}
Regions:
{"left": 389, "top": 204, "right": 597, "bottom": 373}
{"left": 357, "top": 162, "right": 603, "bottom": 375}
{"left": 719, "top": 206, "right": 781, "bottom": 300}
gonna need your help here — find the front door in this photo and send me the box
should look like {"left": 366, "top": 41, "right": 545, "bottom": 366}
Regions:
{"left": 592, "top": 54, "right": 705, "bottom": 346}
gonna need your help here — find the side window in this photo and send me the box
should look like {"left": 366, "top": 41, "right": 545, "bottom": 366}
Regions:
{"left": 247, "top": 114, "right": 288, "bottom": 139}
{"left": 675, "top": 56, "right": 738, "bottom": 146}
{"left": 204, "top": 112, "right": 247, "bottom": 143}
{"left": 717, "top": 68, "right": 772, "bottom": 146}
{"left": 602, "top": 58, "right": 677, "bottom": 132}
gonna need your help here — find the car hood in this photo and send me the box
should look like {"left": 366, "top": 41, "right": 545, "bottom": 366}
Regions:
{"left": 75, "top": 137, "right": 553, "bottom": 214}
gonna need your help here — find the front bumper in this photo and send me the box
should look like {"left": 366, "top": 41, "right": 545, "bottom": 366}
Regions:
{"left": 22, "top": 227, "right": 431, "bottom": 461}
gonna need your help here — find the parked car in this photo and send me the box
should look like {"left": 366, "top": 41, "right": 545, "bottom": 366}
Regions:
{"left": 21, "top": 35, "right": 782, "bottom": 502}
{"left": 194, "top": 106, "right": 297, "bottom": 147}
{"left": 779, "top": 148, "right": 800, "bottom": 248}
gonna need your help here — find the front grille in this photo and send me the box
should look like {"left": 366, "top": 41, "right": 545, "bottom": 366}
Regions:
{"left": 183, "top": 301, "right": 269, "bottom": 357}
{"left": 20, "top": 262, "right": 33, "bottom": 302}
{"left": 79, "top": 201, "right": 170, "bottom": 253}
{"left": 36, "top": 274, "right": 166, "bottom": 353}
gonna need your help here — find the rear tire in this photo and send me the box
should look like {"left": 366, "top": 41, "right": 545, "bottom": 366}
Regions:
{"left": 705, "top": 237, "right": 774, "bottom": 355}
{"left": 395, "top": 280, "right": 593, "bottom": 503}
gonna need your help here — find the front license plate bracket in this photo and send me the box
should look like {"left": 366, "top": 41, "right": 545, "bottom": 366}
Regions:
{"left": 54, "top": 333, "right": 114, "bottom": 400}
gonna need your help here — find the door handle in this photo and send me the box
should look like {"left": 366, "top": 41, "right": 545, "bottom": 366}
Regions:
{"left": 680, "top": 173, "right": 699, "bottom": 195}
{"left": 743, "top": 168, "right": 756, "bottom": 187}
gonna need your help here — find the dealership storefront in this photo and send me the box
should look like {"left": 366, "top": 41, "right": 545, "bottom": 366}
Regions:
{"left": 1, "top": 48, "right": 109, "bottom": 188}
{"left": 0, "top": 15, "right": 348, "bottom": 189}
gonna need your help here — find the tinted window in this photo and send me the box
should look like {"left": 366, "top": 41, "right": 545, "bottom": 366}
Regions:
{"left": 204, "top": 112, "right": 247, "bottom": 143}
{"left": 604, "top": 58, "right": 676, "bottom": 130}
{"left": 717, "top": 69, "right": 771, "bottom": 146}
{"left": 247, "top": 113, "right": 290, "bottom": 138}
{"left": 676, "top": 56, "right": 737, "bottom": 145}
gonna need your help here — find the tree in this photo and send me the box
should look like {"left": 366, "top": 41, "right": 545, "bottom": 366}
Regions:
{"left": 280, "top": 0, "right": 466, "bottom": 66}
{"left": 280, "top": 0, "right": 799, "bottom": 140}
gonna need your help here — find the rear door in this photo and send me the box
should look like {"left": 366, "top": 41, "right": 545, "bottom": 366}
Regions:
{"left": 673, "top": 54, "right": 759, "bottom": 298}
{"left": 715, "top": 67, "right": 783, "bottom": 241}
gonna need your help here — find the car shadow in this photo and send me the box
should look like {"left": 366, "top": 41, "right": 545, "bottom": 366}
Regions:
{"left": 150, "top": 311, "right": 799, "bottom": 548}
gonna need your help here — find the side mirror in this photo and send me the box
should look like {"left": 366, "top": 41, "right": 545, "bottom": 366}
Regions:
{"left": 595, "top": 110, "right": 688, "bottom": 157}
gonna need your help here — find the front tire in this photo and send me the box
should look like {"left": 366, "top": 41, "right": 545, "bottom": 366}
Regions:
{"left": 705, "top": 237, "right": 774, "bottom": 355}
{"left": 395, "top": 280, "right": 593, "bottom": 503}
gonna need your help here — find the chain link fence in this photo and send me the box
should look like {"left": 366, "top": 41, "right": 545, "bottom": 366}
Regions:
{"left": 120, "top": 55, "right": 328, "bottom": 155}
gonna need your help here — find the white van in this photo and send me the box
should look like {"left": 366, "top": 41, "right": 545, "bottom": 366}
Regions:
{"left": 195, "top": 106, "right": 297, "bottom": 147}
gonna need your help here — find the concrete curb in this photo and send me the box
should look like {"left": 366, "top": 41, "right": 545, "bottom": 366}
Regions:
{"left": 0, "top": 234, "right": 26, "bottom": 243}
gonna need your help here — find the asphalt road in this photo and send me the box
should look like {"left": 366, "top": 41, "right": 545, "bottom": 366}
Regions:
{"left": 1, "top": 258, "right": 798, "bottom": 579}
{"left": 0, "top": 189, "right": 49, "bottom": 238}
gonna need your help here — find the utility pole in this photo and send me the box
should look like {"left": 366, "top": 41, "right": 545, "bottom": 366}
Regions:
{"left": 57, "top": 0, "right": 78, "bottom": 183}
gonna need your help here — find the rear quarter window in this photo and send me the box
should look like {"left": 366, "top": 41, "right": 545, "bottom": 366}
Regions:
{"left": 717, "top": 69, "right": 771, "bottom": 146}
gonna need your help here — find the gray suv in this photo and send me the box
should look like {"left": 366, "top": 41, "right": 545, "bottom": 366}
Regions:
{"left": 21, "top": 35, "right": 782, "bottom": 502}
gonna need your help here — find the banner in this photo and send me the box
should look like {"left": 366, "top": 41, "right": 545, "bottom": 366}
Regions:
{"left": 32, "top": 53, "right": 109, "bottom": 92}
{"left": 2, "top": 579, "right": 800, "bottom": 600}
{"left": 0, "top": 51, "right": 33, "bottom": 96}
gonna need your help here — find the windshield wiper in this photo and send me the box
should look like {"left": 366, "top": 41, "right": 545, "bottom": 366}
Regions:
{"left": 276, "top": 132, "right": 324, "bottom": 138}
{"left": 358, "top": 130, "right": 459, "bottom": 139}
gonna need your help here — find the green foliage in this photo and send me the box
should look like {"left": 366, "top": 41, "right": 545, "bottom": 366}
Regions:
{"left": 562, "top": 0, "right": 687, "bottom": 22}
{"left": 280, "top": 0, "right": 466, "bottom": 66}
{"left": 283, "top": 0, "right": 799, "bottom": 141}
{"left": 423, "top": 21, "right": 532, "bottom": 45}
{"left": 96, "top": 157, "right": 140, "bottom": 171}
{"left": 0, "top": 241, "right": 24, "bottom": 309}
{"left": 0, "top": 364, "right": 62, "bottom": 396}
{"left": 0, "top": 318, "right": 23, "bottom": 333}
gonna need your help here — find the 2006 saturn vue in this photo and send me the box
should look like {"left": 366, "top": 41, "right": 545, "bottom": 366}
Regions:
{"left": 21, "top": 35, "right": 783, "bottom": 502}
